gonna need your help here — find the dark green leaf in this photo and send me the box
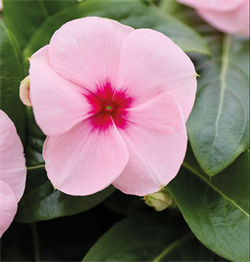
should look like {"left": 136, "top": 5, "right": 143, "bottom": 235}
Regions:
{"left": 21, "top": 0, "right": 209, "bottom": 74}
{"left": 82, "top": 213, "right": 214, "bottom": 261}
{"left": 187, "top": 35, "right": 249, "bottom": 176}
{"left": 167, "top": 147, "right": 249, "bottom": 262}
{"left": 0, "top": 20, "right": 26, "bottom": 145}
{"left": 15, "top": 165, "right": 115, "bottom": 223}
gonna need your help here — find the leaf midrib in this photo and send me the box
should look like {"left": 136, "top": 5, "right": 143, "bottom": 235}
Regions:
{"left": 182, "top": 161, "right": 249, "bottom": 217}
{"left": 213, "top": 34, "right": 231, "bottom": 140}
{"left": 152, "top": 233, "right": 194, "bottom": 262}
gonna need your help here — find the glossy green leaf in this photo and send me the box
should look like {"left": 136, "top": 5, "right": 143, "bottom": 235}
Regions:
{"left": 0, "top": 20, "right": 26, "bottom": 145}
{"left": 187, "top": 35, "right": 249, "bottom": 176}
{"left": 15, "top": 107, "right": 115, "bottom": 223}
{"left": 83, "top": 213, "right": 214, "bottom": 261}
{"left": 15, "top": 166, "right": 115, "bottom": 223}
{"left": 2, "top": 0, "right": 79, "bottom": 50}
{"left": 21, "top": 0, "right": 209, "bottom": 73}
{"left": 167, "top": 147, "right": 249, "bottom": 262}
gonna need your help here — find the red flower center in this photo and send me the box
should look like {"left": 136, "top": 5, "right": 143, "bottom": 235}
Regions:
{"left": 85, "top": 81, "right": 133, "bottom": 130}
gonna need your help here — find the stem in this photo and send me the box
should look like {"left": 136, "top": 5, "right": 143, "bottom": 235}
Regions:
{"left": 31, "top": 223, "right": 41, "bottom": 262}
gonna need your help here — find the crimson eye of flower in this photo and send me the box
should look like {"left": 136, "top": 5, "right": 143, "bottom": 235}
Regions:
{"left": 28, "top": 17, "right": 197, "bottom": 196}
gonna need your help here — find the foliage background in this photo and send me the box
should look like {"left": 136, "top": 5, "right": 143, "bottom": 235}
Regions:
{"left": 0, "top": 0, "right": 249, "bottom": 261}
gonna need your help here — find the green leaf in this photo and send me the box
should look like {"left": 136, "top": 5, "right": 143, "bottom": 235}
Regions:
{"left": 167, "top": 147, "right": 249, "bottom": 262}
{"left": 82, "top": 213, "right": 214, "bottom": 261}
{"left": 21, "top": 0, "right": 209, "bottom": 72}
{"left": 15, "top": 107, "right": 115, "bottom": 223}
{"left": 15, "top": 166, "right": 115, "bottom": 223}
{"left": 43, "top": 0, "right": 79, "bottom": 16}
{"left": 0, "top": 20, "right": 26, "bottom": 145}
{"left": 2, "top": 0, "right": 79, "bottom": 50}
{"left": 187, "top": 35, "right": 249, "bottom": 176}
{"left": 2, "top": 0, "right": 49, "bottom": 49}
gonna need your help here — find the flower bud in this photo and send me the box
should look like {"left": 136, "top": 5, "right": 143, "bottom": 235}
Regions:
{"left": 19, "top": 75, "right": 32, "bottom": 106}
{"left": 143, "top": 188, "right": 172, "bottom": 211}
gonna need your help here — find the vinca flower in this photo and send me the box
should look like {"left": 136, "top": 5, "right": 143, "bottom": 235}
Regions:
{"left": 29, "top": 17, "right": 197, "bottom": 196}
{"left": 177, "top": 0, "right": 249, "bottom": 37}
{"left": 0, "top": 110, "right": 26, "bottom": 237}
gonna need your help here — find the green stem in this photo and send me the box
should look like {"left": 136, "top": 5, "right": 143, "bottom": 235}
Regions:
{"left": 31, "top": 223, "right": 41, "bottom": 262}
{"left": 27, "top": 164, "right": 45, "bottom": 170}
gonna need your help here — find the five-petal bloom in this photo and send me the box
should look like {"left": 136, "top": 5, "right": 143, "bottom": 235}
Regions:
{"left": 0, "top": 110, "right": 26, "bottom": 237}
{"left": 177, "top": 0, "right": 249, "bottom": 37}
{"left": 29, "top": 17, "right": 197, "bottom": 196}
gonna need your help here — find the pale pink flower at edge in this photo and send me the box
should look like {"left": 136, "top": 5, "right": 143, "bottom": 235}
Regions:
{"left": 177, "top": 0, "right": 249, "bottom": 37}
{"left": 0, "top": 110, "right": 26, "bottom": 238}
{"left": 29, "top": 17, "right": 197, "bottom": 197}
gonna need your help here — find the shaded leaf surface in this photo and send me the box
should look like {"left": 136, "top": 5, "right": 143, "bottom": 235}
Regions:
{"left": 82, "top": 213, "right": 214, "bottom": 261}
{"left": 167, "top": 147, "right": 249, "bottom": 262}
{"left": 0, "top": 20, "right": 26, "bottom": 144}
{"left": 187, "top": 35, "right": 249, "bottom": 176}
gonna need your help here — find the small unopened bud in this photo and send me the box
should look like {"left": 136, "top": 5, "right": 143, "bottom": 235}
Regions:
{"left": 19, "top": 75, "right": 32, "bottom": 106}
{"left": 143, "top": 188, "right": 172, "bottom": 212}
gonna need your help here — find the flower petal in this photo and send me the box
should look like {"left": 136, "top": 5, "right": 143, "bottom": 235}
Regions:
{"left": 43, "top": 117, "right": 129, "bottom": 196}
{"left": 49, "top": 17, "right": 133, "bottom": 92}
{"left": 197, "top": 1, "right": 249, "bottom": 37}
{"left": 29, "top": 45, "right": 94, "bottom": 136}
{"left": 116, "top": 28, "right": 197, "bottom": 121}
{"left": 0, "top": 181, "right": 17, "bottom": 238}
{"left": 113, "top": 92, "right": 187, "bottom": 196}
{"left": 0, "top": 110, "right": 26, "bottom": 202}
{"left": 177, "top": 0, "right": 245, "bottom": 12}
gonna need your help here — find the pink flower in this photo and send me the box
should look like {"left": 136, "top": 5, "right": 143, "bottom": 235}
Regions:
{"left": 177, "top": 0, "right": 249, "bottom": 37}
{"left": 29, "top": 17, "right": 197, "bottom": 196}
{"left": 0, "top": 110, "right": 26, "bottom": 238}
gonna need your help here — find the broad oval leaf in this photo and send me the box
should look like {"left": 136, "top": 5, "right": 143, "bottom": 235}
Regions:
{"left": 0, "top": 20, "right": 26, "bottom": 145}
{"left": 187, "top": 35, "right": 249, "bottom": 176}
{"left": 82, "top": 213, "right": 214, "bottom": 261}
{"left": 167, "top": 147, "right": 249, "bottom": 262}
{"left": 15, "top": 107, "right": 115, "bottom": 223}
{"left": 21, "top": 0, "right": 209, "bottom": 74}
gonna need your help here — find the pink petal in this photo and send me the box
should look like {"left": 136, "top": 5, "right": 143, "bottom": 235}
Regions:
{"left": 197, "top": 1, "right": 249, "bottom": 36}
{"left": 49, "top": 17, "right": 133, "bottom": 93}
{"left": 177, "top": 0, "right": 245, "bottom": 12}
{"left": 43, "top": 117, "right": 129, "bottom": 196}
{"left": 113, "top": 92, "right": 187, "bottom": 196}
{"left": 0, "top": 110, "right": 26, "bottom": 202}
{"left": 116, "top": 28, "right": 197, "bottom": 122}
{"left": 29, "top": 45, "right": 94, "bottom": 136}
{"left": 0, "top": 181, "right": 17, "bottom": 238}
